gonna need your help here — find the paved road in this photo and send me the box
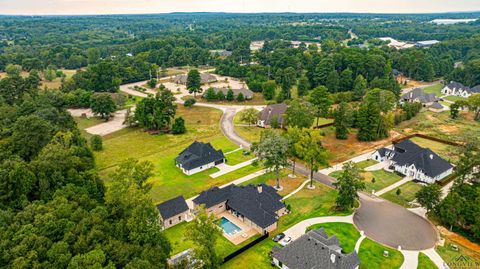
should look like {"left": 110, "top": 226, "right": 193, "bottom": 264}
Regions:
{"left": 219, "top": 109, "right": 438, "bottom": 251}
{"left": 354, "top": 193, "right": 437, "bottom": 250}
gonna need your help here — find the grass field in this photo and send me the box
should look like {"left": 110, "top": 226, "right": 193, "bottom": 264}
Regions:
{"left": 417, "top": 253, "right": 437, "bottom": 269}
{"left": 221, "top": 182, "right": 351, "bottom": 269}
{"left": 0, "top": 69, "right": 77, "bottom": 89}
{"left": 356, "top": 159, "right": 378, "bottom": 169}
{"left": 74, "top": 116, "right": 104, "bottom": 139}
{"left": 358, "top": 238, "right": 404, "bottom": 269}
{"left": 394, "top": 110, "right": 480, "bottom": 143}
{"left": 164, "top": 222, "right": 262, "bottom": 258}
{"left": 423, "top": 84, "right": 443, "bottom": 96}
{"left": 444, "top": 95, "right": 466, "bottom": 102}
{"left": 410, "top": 137, "right": 459, "bottom": 162}
{"left": 436, "top": 238, "right": 480, "bottom": 267}
{"left": 381, "top": 181, "right": 423, "bottom": 207}
{"left": 305, "top": 223, "right": 360, "bottom": 253}
{"left": 224, "top": 149, "right": 253, "bottom": 165}
{"left": 329, "top": 169, "right": 403, "bottom": 193}
{"left": 95, "top": 106, "right": 262, "bottom": 203}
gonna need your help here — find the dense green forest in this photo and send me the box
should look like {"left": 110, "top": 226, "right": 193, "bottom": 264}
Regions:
{"left": 1, "top": 12, "right": 480, "bottom": 268}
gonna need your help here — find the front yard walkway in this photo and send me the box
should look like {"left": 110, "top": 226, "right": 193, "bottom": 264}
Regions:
{"left": 399, "top": 250, "right": 419, "bottom": 269}
{"left": 374, "top": 176, "right": 413, "bottom": 196}
{"left": 281, "top": 179, "right": 310, "bottom": 201}
{"left": 210, "top": 158, "right": 258, "bottom": 178}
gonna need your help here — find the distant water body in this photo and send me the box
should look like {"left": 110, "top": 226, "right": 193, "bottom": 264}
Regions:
{"left": 431, "top": 19, "right": 477, "bottom": 25}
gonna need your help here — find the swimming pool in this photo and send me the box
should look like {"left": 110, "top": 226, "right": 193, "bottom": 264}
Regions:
{"left": 219, "top": 217, "right": 241, "bottom": 235}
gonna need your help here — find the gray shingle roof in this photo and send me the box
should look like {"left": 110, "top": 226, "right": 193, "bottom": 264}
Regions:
{"left": 470, "top": 85, "right": 480, "bottom": 93}
{"left": 391, "top": 139, "right": 453, "bottom": 178}
{"left": 401, "top": 88, "right": 437, "bottom": 103}
{"left": 429, "top": 102, "right": 443, "bottom": 110}
{"left": 157, "top": 196, "right": 189, "bottom": 220}
{"left": 173, "top": 73, "right": 218, "bottom": 84}
{"left": 258, "top": 103, "right": 288, "bottom": 125}
{"left": 193, "top": 184, "right": 285, "bottom": 229}
{"left": 271, "top": 228, "right": 360, "bottom": 269}
{"left": 175, "top": 141, "right": 225, "bottom": 171}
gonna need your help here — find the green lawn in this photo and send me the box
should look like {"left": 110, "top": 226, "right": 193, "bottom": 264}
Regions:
{"left": 417, "top": 253, "right": 437, "bottom": 269}
{"left": 381, "top": 181, "right": 423, "bottom": 208}
{"left": 329, "top": 169, "right": 403, "bottom": 193}
{"left": 410, "top": 137, "right": 458, "bottom": 163}
{"left": 444, "top": 95, "right": 466, "bottom": 102}
{"left": 164, "top": 222, "right": 261, "bottom": 258}
{"left": 305, "top": 223, "right": 360, "bottom": 253}
{"left": 356, "top": 159, "right": 378, "bottom": 169}
{"left": 358, "top": 238, "right": 404, "bottom": 269}
{"left": 423, "top": 84, "right": 443, "bottom": 96}
{"left": 74, "top": 116, "right": 105, "bottom": 139}
{"left": 436, "top": 239, "right": 480, "bottom": 267}
{"left": 95, "top": 106, "right": 263, "bottom": 204}
{"left": 221, "top": 182, "right": 351, "bottom": 269}
{"left": 224, "top": 149, "right": 253, "bottom": 165}
{"left": 239, "top": 169, "right": 306, "bottom": 196}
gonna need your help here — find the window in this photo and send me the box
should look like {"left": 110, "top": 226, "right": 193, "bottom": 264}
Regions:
{"left": 169, "top": 220, "right": 172, "bottom": 225}
{"left": 178, "top": 216, "right": 182, "bottom": 221}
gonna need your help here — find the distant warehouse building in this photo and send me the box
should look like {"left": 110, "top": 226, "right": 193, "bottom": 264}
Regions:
{"left": 415, "top": 40, "right": 440, "bottom": 48}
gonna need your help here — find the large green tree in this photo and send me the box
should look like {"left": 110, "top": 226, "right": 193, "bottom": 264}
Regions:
{"left": 295, "top": 129, "right": 329, "bottom": 188}
{"left": 309, "top": 86, "right": 332, "bottom": 127}
{"left": 284, "top": 99, "right": 315, "bottom": 129}
{"left": 90, "top": 93, "right": 116, "bottom": 120}
{"left": 187, "top": 69, "right": 201, "bottom": 97}
{"left": 333, "top": 102, "right": 353, "bottom": 139}
{"left": 253, "top": 130, "right": 289, "bottom": 189}
{"left": 333, "top": 162, "right": 365, "bottom": 210}
{"left": 134, "top": 90, "right": 177, "bottom": 131}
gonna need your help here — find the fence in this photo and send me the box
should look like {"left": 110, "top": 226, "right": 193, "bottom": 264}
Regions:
{"left": 222, "top": 232, "right": 269, "bottom": 264}
{"left": 392, "top": 133, "right": 462, "bottom": 147}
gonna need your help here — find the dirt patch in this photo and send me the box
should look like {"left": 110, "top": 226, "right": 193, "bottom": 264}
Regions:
{"left": 438, "top": 226, "right": 480, "bottom": 254}
{"left": 438, "top": 125, "right": 459, "bottom": 134}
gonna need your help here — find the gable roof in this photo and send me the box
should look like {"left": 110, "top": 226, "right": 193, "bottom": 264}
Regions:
{"left": 258, "top": 103, "right": 288, "bottom": 125}
{"left": 271, "top": 228, "right": 360, "bottom": 269}
{"left": 391, "top": 139, "right": 453, "bottom": 178}
{"left": 193, "top": 184, "right": 285, "bottom": 229}
{"left": 446, "top": 81, "right": 471, "bottom": 92}
{"left": 429, "top": 102, "right": 443, "bottom": 110}
{"left": 470, "top": 85, "right": 480, "bottom": 93}
{"left": 175, "top": 141, "right": 225, "bottom": 171}
{"left": 157, "top": 196, "right": 189, "bottom": 220}
{"left": 401, "top": 88, "right": 437, "bottom": 103}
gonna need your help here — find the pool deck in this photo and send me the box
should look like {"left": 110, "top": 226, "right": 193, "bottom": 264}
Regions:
{"left": 219, "top": 212, "right": 258, "bottom": 245}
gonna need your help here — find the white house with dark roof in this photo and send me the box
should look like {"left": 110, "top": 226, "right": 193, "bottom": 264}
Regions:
{"left": 271, "top": 228, "right": 360, "bottom": 269}
{"left": 175, "top": 141, "right": 225, "bottom": 175}
{"left": 157, "top": 196, "right": 190, "bottom": 229}
{"left": 441, "top": 81, "right": 480, "bottom": 98}
{"left": 371, "top": 139, "right": 454, "bottom": 183}
{"left": 192, "top": 184, "right": 287, "bottom": 234}
{"left": 401, "top": 88, "right": 438, "bottom": 105}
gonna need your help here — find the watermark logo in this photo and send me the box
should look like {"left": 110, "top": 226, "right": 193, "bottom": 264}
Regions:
{"left": 447, "top": 255, "right": 480, "bottom": 269}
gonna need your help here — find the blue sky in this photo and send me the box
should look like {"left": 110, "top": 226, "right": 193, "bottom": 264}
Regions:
{"left": 0, "top": 0, "right": 478, "bottom": 15}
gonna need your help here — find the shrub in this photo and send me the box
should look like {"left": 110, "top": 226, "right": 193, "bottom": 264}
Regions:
{"left": 172, "top": 117, "right": 186, "bottom": 134}
{"left": 90, "top": 135, "right": 103, "bottom": 151}
{"left": 204, "top": 88, "right": 217, "bottom": 101}
{"left": 216, "top": 90, "right": 225, "bottom": 101}
{"left": 147, "top": 78, "right": 157, "bottom": 89}
{"left": 236, "top": 92, "right": 245, "bottom": 102}
{"left": 226, "top": 89, "right": 234, "bottom": 101}
{"left": 184, "top": 98, "right": 196, "bottom": 108}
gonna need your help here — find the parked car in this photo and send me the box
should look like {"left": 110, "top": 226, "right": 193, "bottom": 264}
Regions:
{"left": 272, "top": 233, "right": 285, "bottom": 242}
{"left": 279, "top": 236, "right": 292, "bottom": 246}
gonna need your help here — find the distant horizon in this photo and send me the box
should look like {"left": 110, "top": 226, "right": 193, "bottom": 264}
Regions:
{"left": 1, "top": 0, "right": 479, "bottom": 16}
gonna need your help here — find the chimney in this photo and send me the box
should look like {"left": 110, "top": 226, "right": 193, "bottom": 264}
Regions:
{"left": 257, "top": 185, "right": 263, "bottom": 193}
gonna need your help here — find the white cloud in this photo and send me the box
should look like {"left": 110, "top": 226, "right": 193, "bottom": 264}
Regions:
{"left": 0, "top": 0, "right": 477, "bottom": 15}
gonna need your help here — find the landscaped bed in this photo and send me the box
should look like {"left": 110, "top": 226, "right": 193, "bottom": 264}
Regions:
{"left": 305, "top": 223, "right": 360, "bottom": 253}
{"left": 380, "top": 181, "right": 423, "bottom": 207}
{"left": 358, "top": 238, "right": 404, "bottom": 269}
{"left": 95, "top": 106, "right": 263, "bottom": 204}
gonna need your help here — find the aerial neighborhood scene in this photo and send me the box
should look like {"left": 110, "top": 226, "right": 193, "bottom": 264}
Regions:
{"left": 1, "top": 0, "right": 480, "bottom": 268}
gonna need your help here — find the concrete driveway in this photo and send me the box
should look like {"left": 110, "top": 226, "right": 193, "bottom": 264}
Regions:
{"left": 354, "top": 193, "right": 437, "bottom": 250}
